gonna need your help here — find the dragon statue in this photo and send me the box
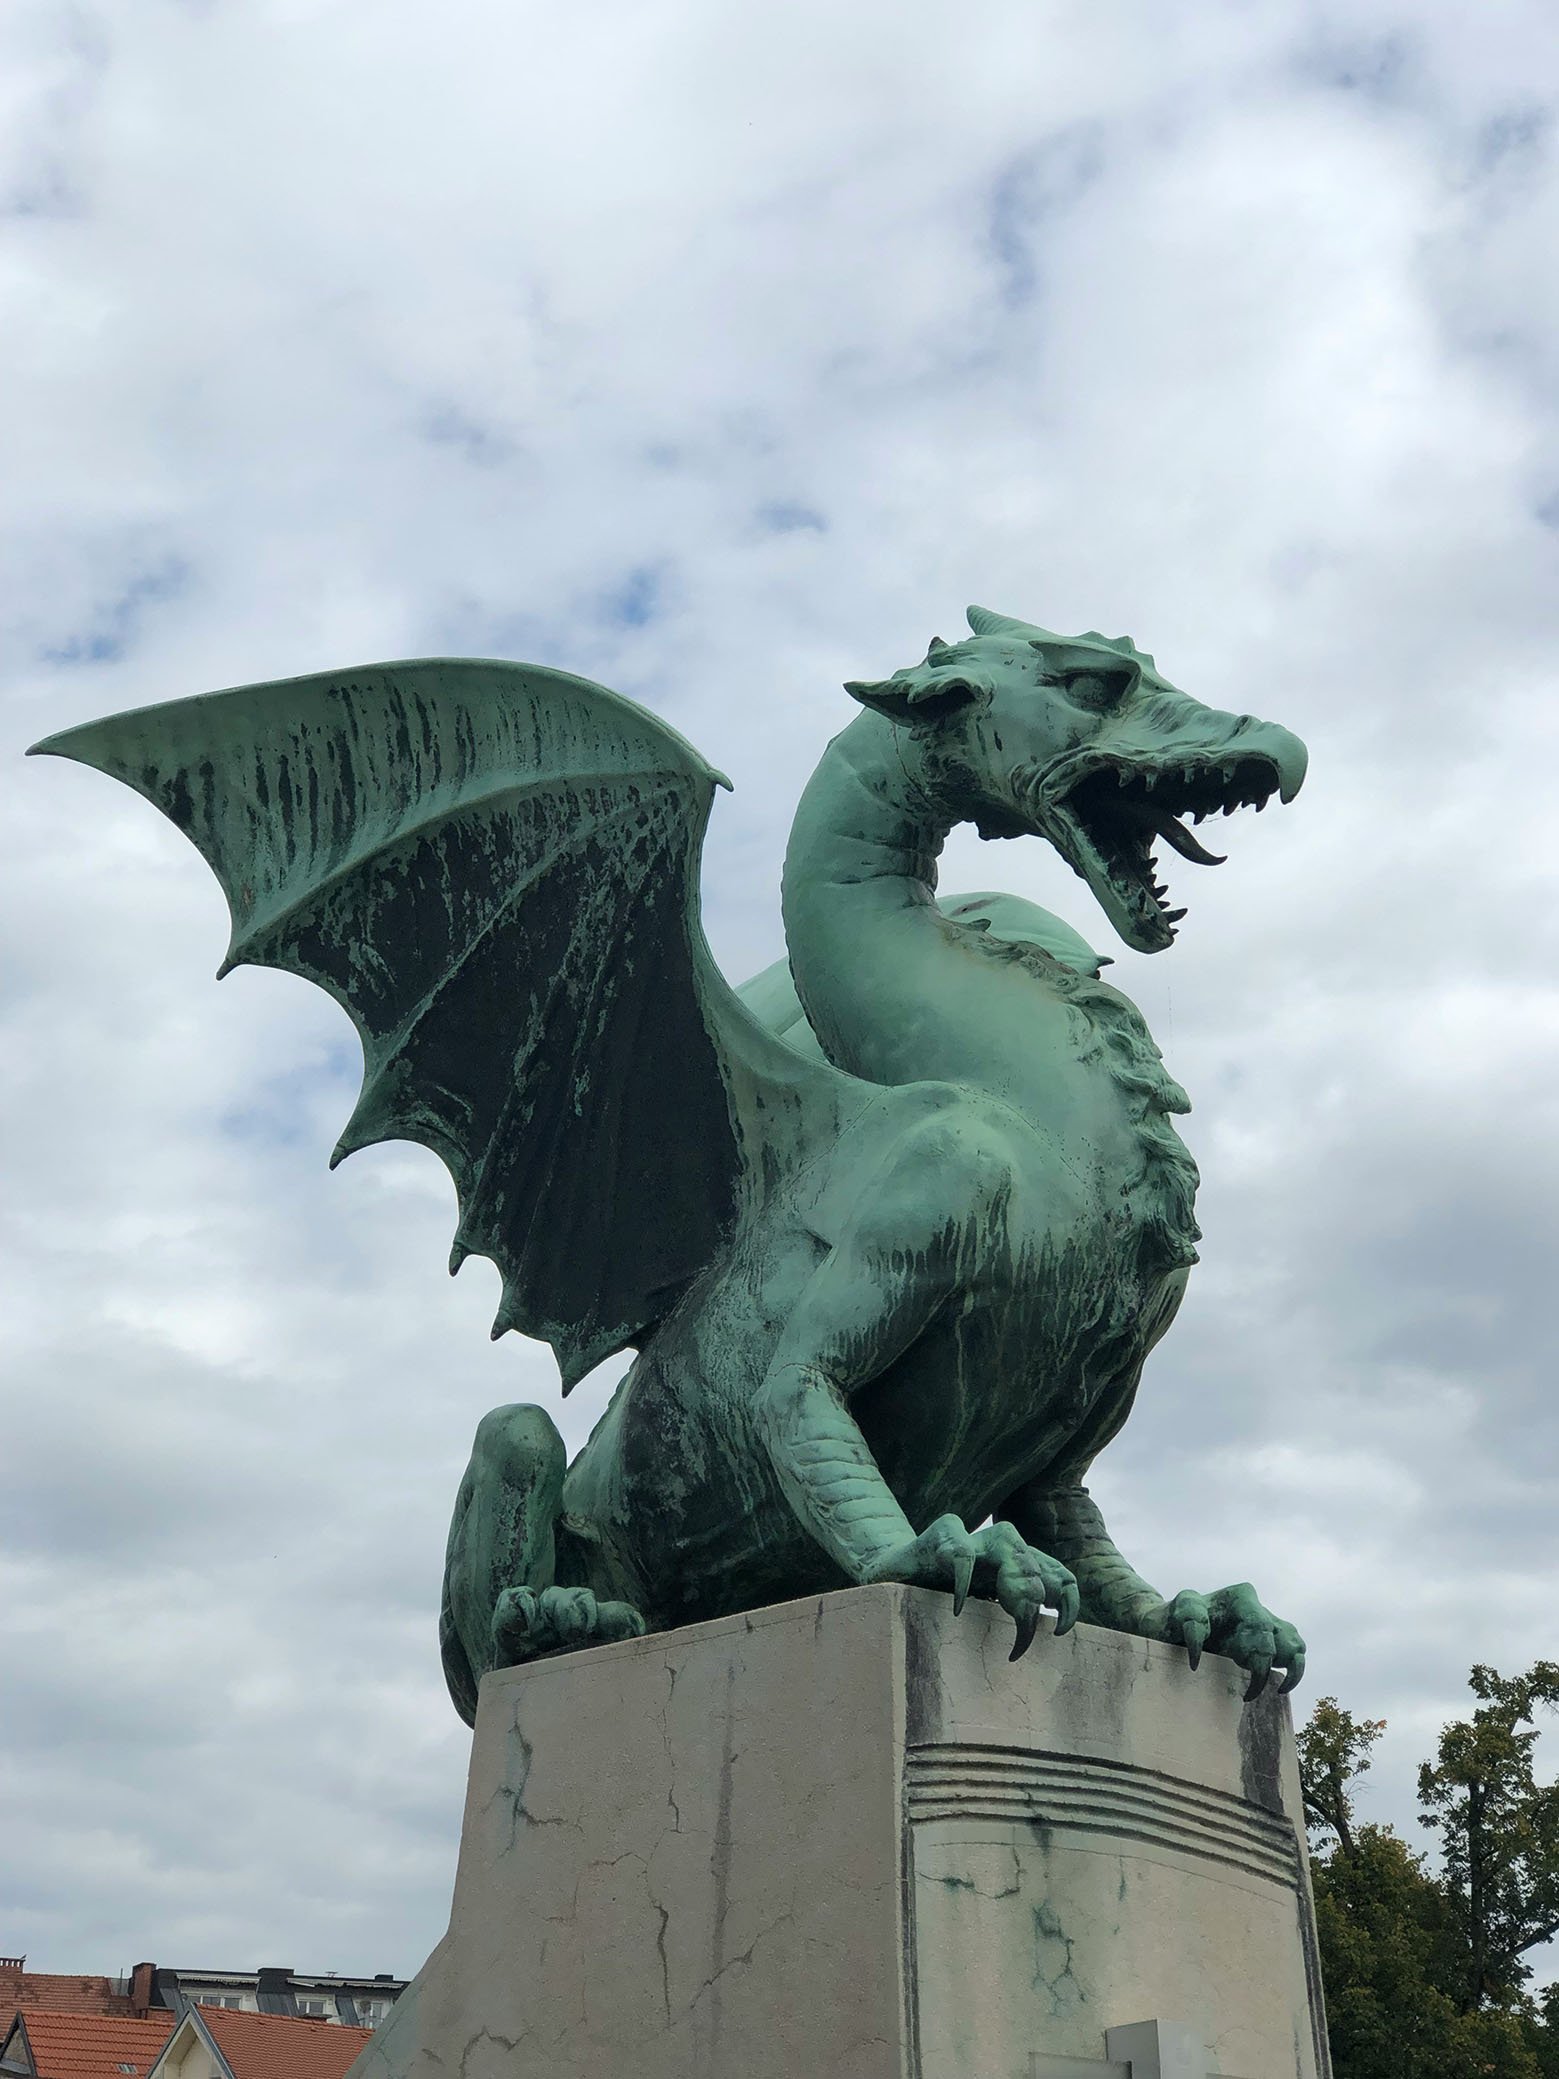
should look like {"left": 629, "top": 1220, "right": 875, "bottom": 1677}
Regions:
{"left": 35, "top": 605, "right": 1309, "bottom": 1720}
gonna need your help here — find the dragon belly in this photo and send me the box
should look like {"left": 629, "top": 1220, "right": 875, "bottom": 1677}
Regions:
{"left": 858, "top": 1244, "right": 1191, "bottom": 1533}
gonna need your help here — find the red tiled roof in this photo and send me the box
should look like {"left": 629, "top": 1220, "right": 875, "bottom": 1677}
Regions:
{"left": 198, "top": 2008, "right": 373, "bottom": 2079}
{"left": 0, "top": 1975, "right": 140, "bottom": 2020}
{"left": 8, "top": 2011, "right": 174, "bottom": 2078}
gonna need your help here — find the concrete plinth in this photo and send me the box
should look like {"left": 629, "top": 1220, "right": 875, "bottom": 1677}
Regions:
{"left": 350, "top": 1586, "right": 1329, "bottom": 2079}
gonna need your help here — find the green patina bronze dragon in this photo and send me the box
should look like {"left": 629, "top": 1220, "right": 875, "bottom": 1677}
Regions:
{"left": 35, "top": 605, "right": 1309, "bottom": 1718}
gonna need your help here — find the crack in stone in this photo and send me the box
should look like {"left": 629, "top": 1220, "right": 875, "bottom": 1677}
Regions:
{"left": 483, "top": 1707, "right": 579, "bottom": 1857}
{"left": 653, "top": 1897, "right": 672, "bottom": 2024}
{"left": 458, "top": 2025, "right": 523, "bottom": 2077}
{"left": 661, "top": 1660, "right": 683, "bottom": 1834}
{"left": 688, "top": 1906, "right": 798, "bottom": 2014}
{"left": 707, "top": 1661, "right": 739, "bottom": 2040}
{"left": 930, "top": 1843, "right": 1023, "bottom": 1902}
{"left": 1031, "top": 1900, "right": 1087, "bottom": 2019}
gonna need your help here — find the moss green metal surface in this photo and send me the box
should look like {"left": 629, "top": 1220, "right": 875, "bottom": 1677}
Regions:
{"left": 34, "top": 606, "right": 1310, "bottom": 1720}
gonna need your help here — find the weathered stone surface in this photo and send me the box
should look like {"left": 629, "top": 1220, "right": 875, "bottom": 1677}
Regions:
{"left": 349, "top": 1587, "right": 1328, "bottom": 2079}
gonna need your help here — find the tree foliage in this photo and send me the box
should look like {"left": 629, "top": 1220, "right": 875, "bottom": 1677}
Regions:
{"left": 1418, "top": 1662, "right": 1559, "bottom": 2012}
{"left": 1300, "top": 1668, "right": 1559, "bottom": 2079}
{"left": 1298, "top": 1694, "right": 1386, "bottom": 1858}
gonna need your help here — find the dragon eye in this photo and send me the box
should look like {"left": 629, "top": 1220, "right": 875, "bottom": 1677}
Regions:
{"left": 1062, "top": 668, "right": 1132, "bottom": 710}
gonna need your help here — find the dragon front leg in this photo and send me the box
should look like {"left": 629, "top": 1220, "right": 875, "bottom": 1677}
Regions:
{"left": 440, "top": 1404, "right": 645, "bottom": 1723}
{"left": 753, "top": 1115, "right": 1080, "bottom": 1659}
{"left": 756, "top": 1359, "right": 1079, "bottom": 1660}
{"left": 1000, "top": 1481, "right": 1306, "bottom": 1700}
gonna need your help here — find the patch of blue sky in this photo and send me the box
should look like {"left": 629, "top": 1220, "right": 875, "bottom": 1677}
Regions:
{"left": 420, "top": 401, "right": 516, "bottom": 469}
{"left": 756, "top": 501, "right": 826, "bottom": 535}
{"left": 3, "top": 157, "right": 85, "bottom": 220}
{"left": 1292, "top": 28, "right": 1418, "bottom": 103}
{"left": 1471, "top": 104, "right": 1551, "bottom": 179}
{"left": 41, "top": 555, "right": 192, "bottom": 667}
{"left": 599, "top": 564, "right": 662, "bottom": 630}
{"left": 320, "top": 1040, "right": 360, "bottom": 1086}
{"left": 219, "top": 1058, "right": 353, "bottom": 1153}
{"left": 419, "top": 597, "right": 563, "bottom": 662}
{"left": 986, "top": 127, "right": 1105, "bottom": 313}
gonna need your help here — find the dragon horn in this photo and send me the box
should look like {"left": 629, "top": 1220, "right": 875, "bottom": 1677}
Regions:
{"left": 966, "top": 605, "right": 1049, "bottom": 639}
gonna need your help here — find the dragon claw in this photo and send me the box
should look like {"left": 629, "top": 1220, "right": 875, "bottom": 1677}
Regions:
{"left": 867, "top": 1517, "right": 1075, "bottom": 1663}
{"left": 1166, "top": 1584, "right": 1304, "bottom": 1702}
{"left": 1009, "top": 1607, "right": 1041, "bottom": 1661}
{"left": 490, "top": 1585, "right": 645, "bottom": 1668}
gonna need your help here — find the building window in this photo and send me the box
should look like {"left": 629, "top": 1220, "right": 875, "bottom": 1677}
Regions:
{"left": 197, "top": 1996, "right": 242, "bottom": 2009}
{"left": 297, "top": 1997, "right": 329, "bottom": 2017}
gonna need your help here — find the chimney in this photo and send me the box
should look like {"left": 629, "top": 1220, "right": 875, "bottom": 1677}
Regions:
{"left": 129, "top": 1963, "right": 157, "bottom": 2015}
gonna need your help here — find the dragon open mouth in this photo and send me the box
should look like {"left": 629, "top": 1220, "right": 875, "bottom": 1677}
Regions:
{"left": 1036, "top": 752, "right": 1286, "bottom": 953}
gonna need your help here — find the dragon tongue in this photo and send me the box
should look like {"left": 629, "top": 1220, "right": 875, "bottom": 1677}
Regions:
{"left": 1156, "top": 813, "right": 1226, "bottom": 867}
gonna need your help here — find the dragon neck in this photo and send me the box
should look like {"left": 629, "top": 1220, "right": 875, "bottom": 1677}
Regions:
{"left": 780, "top": 714, "right": 1202, "bottom": 1272}
{"left": 781, "top": 712, "right": 1030, "bottom": 1089}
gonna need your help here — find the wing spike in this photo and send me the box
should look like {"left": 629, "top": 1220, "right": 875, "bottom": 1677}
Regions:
{"left": 331, "top": 1102, "right": 382, "bottom": 1167}
{"left": 490, "top": 1289, "right": 523, "bottom": 1341}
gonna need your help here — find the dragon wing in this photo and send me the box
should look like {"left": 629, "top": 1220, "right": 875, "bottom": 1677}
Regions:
{"left": 33, "top": 658, "right": 852, "bottom": 1390}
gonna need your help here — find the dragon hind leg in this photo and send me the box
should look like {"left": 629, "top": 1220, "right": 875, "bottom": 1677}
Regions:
{"left": 439, "top": 1403, "right": 644, "bottom": 1725}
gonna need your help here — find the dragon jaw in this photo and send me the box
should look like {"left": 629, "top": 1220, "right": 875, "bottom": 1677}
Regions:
{"left": 1023, "top": 735, "right": 1306, "bottom": 954}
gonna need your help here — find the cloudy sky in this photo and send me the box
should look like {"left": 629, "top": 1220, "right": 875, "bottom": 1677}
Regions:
{"left": 3, "top": 0, "right": 1557, "bottom": 1986}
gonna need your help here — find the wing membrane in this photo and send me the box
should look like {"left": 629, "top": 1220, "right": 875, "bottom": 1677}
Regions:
{"left": 34, "top": 657, "right": 824, "bottom": 1387}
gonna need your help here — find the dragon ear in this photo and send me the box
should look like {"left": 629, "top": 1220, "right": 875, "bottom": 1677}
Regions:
{"left": 844, "top": 671, "right": 986, "bottom": 728}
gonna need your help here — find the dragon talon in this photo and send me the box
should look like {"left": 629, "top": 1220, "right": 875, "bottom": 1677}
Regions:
{"left": 1009, "top": 1609, "right": 1041, "bottom": 1661}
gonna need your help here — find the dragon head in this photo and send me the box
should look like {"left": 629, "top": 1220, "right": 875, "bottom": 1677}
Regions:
{"left": 845, "top": 604, "right": 1308, "bottom": 954}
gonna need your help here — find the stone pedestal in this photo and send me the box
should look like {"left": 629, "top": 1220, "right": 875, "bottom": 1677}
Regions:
{"left": 350, "top": 1586, "right": 1329, "bottom": 2079}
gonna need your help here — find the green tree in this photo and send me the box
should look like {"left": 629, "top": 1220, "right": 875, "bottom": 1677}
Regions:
{"left": 1300, "top": 1684, "right": 1559, "bottom": 2079}
{"left": 1418, "top": 1662, "right": 1559, "bottom": 2013}
{"left": 1297, "top": 1694, "right": 1387, "bottom": 1858}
